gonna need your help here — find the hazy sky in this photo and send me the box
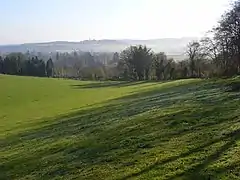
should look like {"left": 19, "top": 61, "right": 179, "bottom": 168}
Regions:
{"left": 0, "top": 0, "right": 231, "bottom": 44}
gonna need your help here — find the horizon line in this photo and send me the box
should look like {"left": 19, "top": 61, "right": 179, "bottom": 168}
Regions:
{"left": 0, "top": 37, "right": 198, "bottom": 46}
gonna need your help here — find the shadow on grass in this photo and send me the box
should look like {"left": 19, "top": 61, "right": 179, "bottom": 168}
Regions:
{"left": 120, "top": 129, "right": 240, "bottom": 180}
{"left": 1, "top": 80, "right": 240, "bottom": 179}
{"left": 225, "top": 81, "right": 240, "bottom": 92}
{"left": 71, "top": 81, "right": 149, "bottom": 89}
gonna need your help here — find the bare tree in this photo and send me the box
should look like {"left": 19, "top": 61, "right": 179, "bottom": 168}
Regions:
{"left": 186, "top": 41, "right": 201, "bottom": 77}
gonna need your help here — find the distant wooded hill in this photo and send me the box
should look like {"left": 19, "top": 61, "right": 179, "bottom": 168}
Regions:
{"left": 0, "top": 37, "right": 197, "bottom": 60}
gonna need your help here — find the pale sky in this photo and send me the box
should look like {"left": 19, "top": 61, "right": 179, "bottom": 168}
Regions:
{"left": 0, "top": 0, "right": 231, "bottom": 44}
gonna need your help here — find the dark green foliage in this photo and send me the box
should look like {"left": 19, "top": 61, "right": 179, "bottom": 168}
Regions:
{"left": 23, "top": 57, "right": 46, "bottom": 77}
{"left": 46, "top": 58, "right": 54, "bottom": 77}
{"left": 154, "top": 52, "right": 166, "bottom": 80}
{"left": 119, "top": 45, "right": 153, "bottom": 80}
{"left": 0, "top": 56, "right": 3, "bottom": 73}
{"left": 0, "top": 53, "right": 47, "bottom": 77}
{"left": 2, "top": 56, "right": 16, "bottom": 74}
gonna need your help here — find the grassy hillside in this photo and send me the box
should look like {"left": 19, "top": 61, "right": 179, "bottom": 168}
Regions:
{"left": 0, "top": 75, "right": 239, "bottom": 180}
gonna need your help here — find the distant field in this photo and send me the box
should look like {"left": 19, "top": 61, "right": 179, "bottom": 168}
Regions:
{"left": 0, "top": 75, "right": 240, "bottom": 180}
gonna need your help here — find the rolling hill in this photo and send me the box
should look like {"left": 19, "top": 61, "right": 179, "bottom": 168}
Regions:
{"left": 0, "top": 75, "right": 239, "bottom": 179}
{"left": 0, "top": 38, "right": 197, "bottom": 60}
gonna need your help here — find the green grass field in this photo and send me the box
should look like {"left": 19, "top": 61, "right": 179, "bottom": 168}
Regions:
{"left": 0, "top": 74, "right": 240, "bottom": 180}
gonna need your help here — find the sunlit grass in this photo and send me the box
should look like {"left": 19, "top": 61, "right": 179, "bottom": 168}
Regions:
{"left": 0, "top": 74, "right": 239, "bottom": 179}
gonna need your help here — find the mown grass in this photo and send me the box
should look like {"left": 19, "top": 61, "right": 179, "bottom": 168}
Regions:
{"left": 0, "top": 75, "right": 240, "bottom": 180}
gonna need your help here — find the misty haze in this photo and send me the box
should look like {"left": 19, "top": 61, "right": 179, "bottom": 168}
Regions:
{"left": 1, "top": 0, "right": 240, "bottom": 180}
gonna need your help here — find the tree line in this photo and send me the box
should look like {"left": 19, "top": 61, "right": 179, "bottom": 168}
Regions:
{"left": 0, "top": 53, "right": 54, "bottom": 77}
{"left": 0, "top": 1, "right": 239, "bottom": 80}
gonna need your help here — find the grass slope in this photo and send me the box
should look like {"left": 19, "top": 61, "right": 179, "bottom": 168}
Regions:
{"left": 0, "top": 75, "right": 240, "bottom": 180}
